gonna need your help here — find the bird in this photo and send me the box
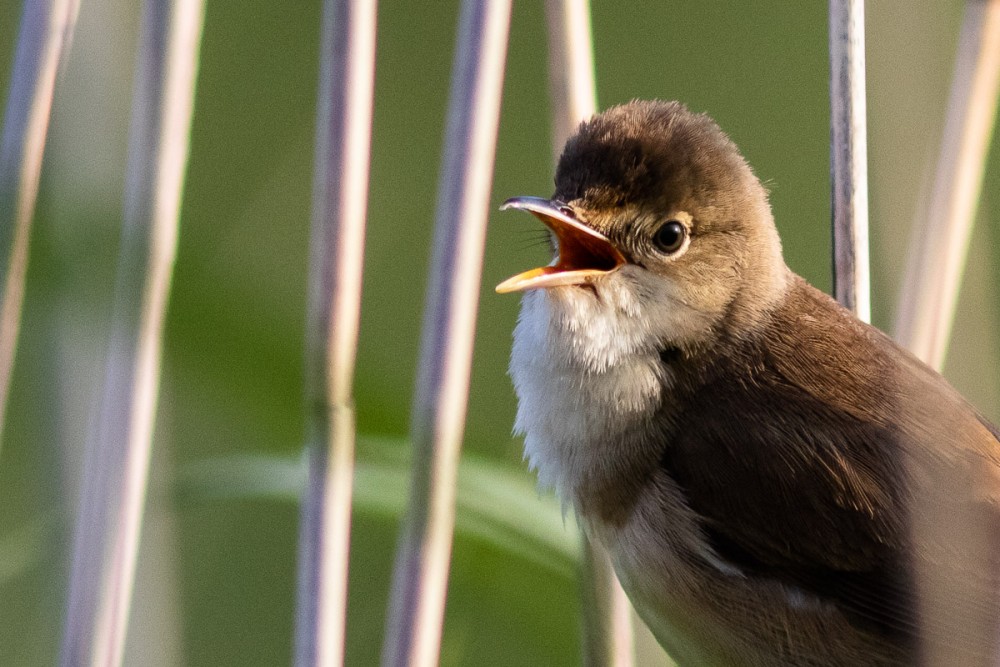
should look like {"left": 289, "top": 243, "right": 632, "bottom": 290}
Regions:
{"left": 496, "top": 100, "right": 1000, "bottom": 666}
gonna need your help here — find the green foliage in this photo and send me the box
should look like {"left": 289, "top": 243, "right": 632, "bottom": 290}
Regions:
{"left": 177, "top": 437, "right": 580, "bottom": 577}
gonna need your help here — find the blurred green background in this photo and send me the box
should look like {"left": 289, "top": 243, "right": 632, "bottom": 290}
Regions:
{"left": 0, "top": 1, "right": 998, "bottom": 665}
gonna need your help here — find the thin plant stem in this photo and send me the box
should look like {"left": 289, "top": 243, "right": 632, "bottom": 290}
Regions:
{"left": 579, "top": 537, "right": 637, "bottom": 666}
{"left": 294, "top": 0, "right": 377, "bottom": 665}
{"left": 544, "top": 0, "right": 596, "bottom": 161}
{"left": 888, "top": 3, "right": 1000, "bottom": 663}
{"left": 59, "top": 1, "right": 205, "bottom": 665}
{"left": 0, "top": 0, "right": 79, "bottom": 442}
{"left": 381, "top": 1, "right": 512, "bottom": 665}
{"left": 893, "top": 0, "right": 1000, "bottom": 369}
{"left": 544, "top": 0, "right": 636, "bottom": 664}
{"left": 829, "top": 0, "right": 871, "bottom": 322}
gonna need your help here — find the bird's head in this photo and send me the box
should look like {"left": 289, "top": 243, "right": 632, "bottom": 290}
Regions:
{"left": 498, "top": 100, "right": 789, "bottom": 363}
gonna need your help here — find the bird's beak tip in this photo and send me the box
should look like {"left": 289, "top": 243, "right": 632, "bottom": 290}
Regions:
{"left": 499, "top": 195, "right": 549, "bottom": 213}
{"left": 496, "top": 195, "right": 624, "bottom": 294}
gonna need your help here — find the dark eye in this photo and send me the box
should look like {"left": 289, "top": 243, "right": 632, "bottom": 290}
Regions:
{"left": 652, "top": 220, "right": 687, "bottom": 254}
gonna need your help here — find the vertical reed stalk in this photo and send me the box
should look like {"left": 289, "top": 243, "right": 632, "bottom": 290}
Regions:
{"left": 0, "top": 0, "right": 79, "bottom": 441}
{"left": 381, "top": 1, "right": 511, "bottom": 665}
{"left": 893, "top": 0, "right": 1000, "bottom": 368}
{"left": 544, "top": 1, "right": 636, "bottom": 664}
{"left": 59, "top": 1, "right": 204, "bottom": 665}
{"left": 294, "top": 0, "right": 377, "bottom": 665}
{"left": 887, "top": 3, "right": 1000, "bottom": 663}
{"left": 829, "top": 0, "right": 871, "bottom": 322}
{"left": 544, "top": 0, "right": 596, "bottom": 158}
{"left": 578, "top": 534, "right": 636, "bottom": 666}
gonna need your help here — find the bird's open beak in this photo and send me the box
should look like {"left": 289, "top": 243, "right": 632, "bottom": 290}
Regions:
{"left": 496, "top": 196, "right": 625, "bottom": 293}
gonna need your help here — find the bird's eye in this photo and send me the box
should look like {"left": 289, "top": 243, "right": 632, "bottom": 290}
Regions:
{"left": 652, "top": 220, "right": 687, "bottom": 254}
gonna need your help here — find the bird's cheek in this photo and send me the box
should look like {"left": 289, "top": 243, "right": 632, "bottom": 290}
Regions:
{"left": 645, "top": 280, "right": 722, "bottom": 347}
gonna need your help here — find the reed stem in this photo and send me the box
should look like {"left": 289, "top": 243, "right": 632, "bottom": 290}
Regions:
{"left": 893, "top": 0, "right": 1000, "bottom": 368}
{"left": 829, "top": 0, "right": 871, "bottom": 322}
{"left": 59, "top": 1, "right": 204, "bottom": 664}
{"left": 294, "top": 0, "right": 377, "bottom": 665}
{"left": 0, "top": 0, "right": 79, "bottom": 441}
{"left": 381, "top": 1, "right": 512, "bottom": 665}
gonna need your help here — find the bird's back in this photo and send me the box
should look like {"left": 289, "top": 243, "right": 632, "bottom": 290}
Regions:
{"left": 639, "top": 274, "right": 1000, "bottom": 665}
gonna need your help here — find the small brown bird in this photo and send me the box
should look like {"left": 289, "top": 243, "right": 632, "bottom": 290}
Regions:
{"left": 497, "top": 100, "right": 1000, "bottom": 666}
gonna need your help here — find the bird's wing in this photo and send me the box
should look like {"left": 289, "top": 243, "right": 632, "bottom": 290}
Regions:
{"left": 659, "top": 279, "right": 1000, "bottom": 650}
{"left": 662, "top": 373, "right": 919, "bottom": 644}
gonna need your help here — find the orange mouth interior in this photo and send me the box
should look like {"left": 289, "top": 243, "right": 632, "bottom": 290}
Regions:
{"left": 496, "top": 197, "right": 624, "bottom": 293}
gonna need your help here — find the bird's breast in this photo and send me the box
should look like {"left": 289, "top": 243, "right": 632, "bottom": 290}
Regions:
{"left": 509, "top": 289, "right": 670, "bottom": 506}
{"left": 509, "top": 291, "right": 741, "bottom": 660}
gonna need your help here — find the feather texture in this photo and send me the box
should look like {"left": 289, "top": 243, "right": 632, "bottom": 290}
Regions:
{"left": 505, "top": 100, "right": 1000, "bottom": 666}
